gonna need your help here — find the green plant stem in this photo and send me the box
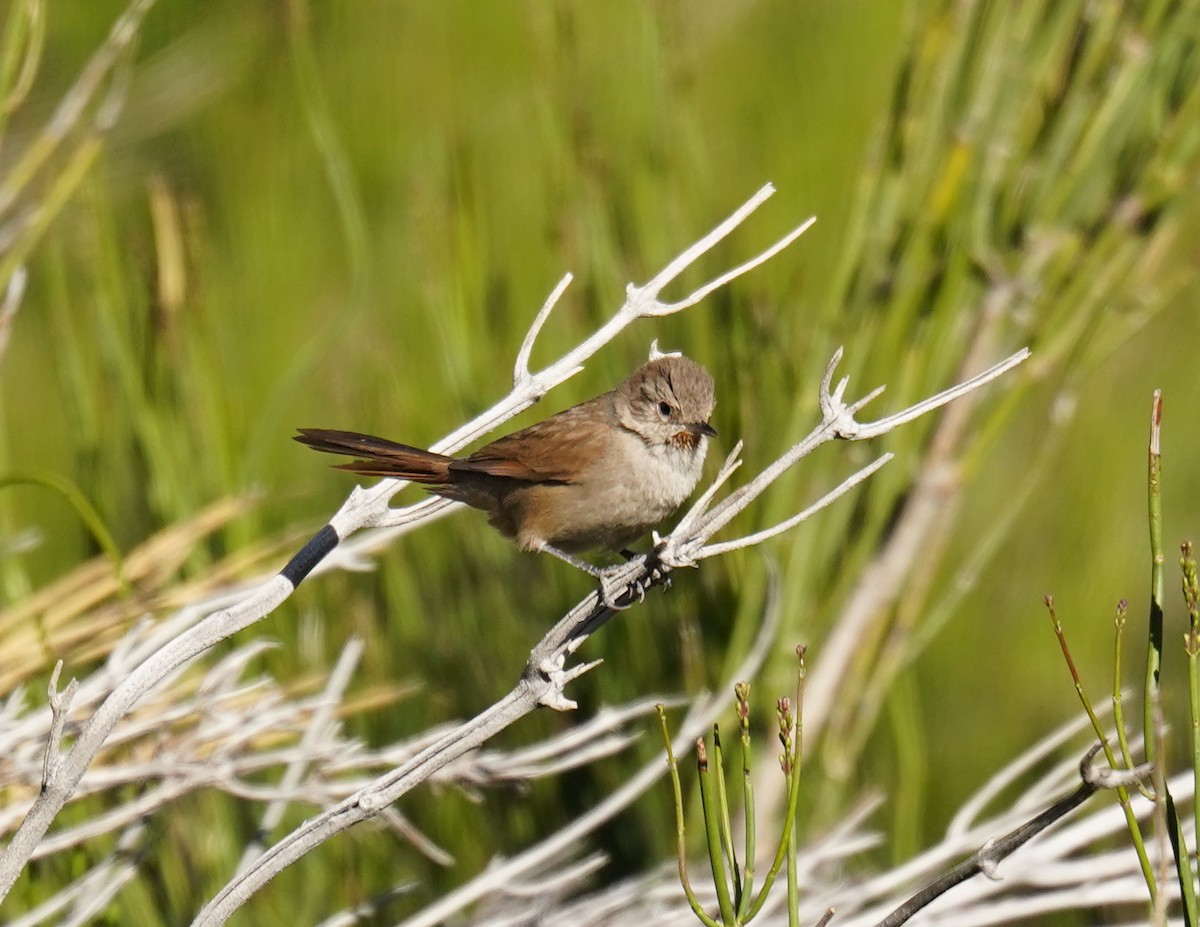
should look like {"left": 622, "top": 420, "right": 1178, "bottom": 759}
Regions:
{"left": 1146, "top": 392, "right": 1165, "bottom": 766}
{"left": 698, "top": 740, "right": 737, "bottom": 925}
{"left": 0, "top": 471, "right": 128, "bottom": 603}
{"left": 1189, "top": 637, "right": 1200, "bottom": 898}
{"left": 0, "top": 0, "right": 45, "bottom": 144}
{"left": 746, "top": 650, "right": 806, "bottom": 921}
{"left": 0, "top": 137, "right": 98, "bottom": 291}
{"left": 1044, "top": 596, "right": 1156, "bottom": 899}
{"left": 0, "top": 0, "right": 152, "bottom": 219}
{"left": 737, "top": 733, "right": 756, "bottom": 922}
{"left": 657, "top": 707, "right": 720, "bottom": 927}
{"left": 1112, "top": 600, "right": 1151, "bottom": 799}
{"left": 1183, "top": 542, "right": 1200, "bottom": 880}
{"left": 285, "top": 0, "right": 368, "bottom": 290}
{"left": 711, "top": 727, "right": 742, "bottom": 908}
{"left": 1143, "top": 392, "right": 1197, "bottom": 923}
{"left": 786, "top": 820, "right": 798, "bottom": 927}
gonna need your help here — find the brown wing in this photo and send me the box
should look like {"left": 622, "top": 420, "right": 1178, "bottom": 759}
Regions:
{"left": 450, "top": 400, "right": 609, "bottom": 484}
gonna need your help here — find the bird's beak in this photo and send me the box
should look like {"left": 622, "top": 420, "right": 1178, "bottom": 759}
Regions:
{"left": 688, "top": 421, "right": 718, "bottom": 438}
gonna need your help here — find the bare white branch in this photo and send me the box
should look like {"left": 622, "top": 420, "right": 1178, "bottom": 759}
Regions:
{"left": 1081, "top": 747, "right": 1154, "bottom": 791}
{"left": 235, "top": 637, "right": 363, "bottom": 874}
{"left": 40, "top": 661, "right": 78, "bottom": 791}
{"left": 653, "top": 215, "right": 817, "bottom": 315}
{"left": 8, "top": 819, "right": 147, "bottom": 927}
{"left": 507, "top": 697, "right": 682, "bottom": 779}
{"left": 844, "top": 347, "right": 1032, "bottom": 441}
{"left": 697, "top": 453, "right": 893, "bottom": 559}
{"left": 514, "top": 272, "right": 574, "bottom": 387}
{"left": 668, "top": 440, "right": 744, "bottom": 543}
{"left": 947, "top": 708, "right": 1104, "bottom": 838}
{"left": 380, "top": 808, "right": 453, "bottom": 866}
{"left": 647, "top": 339, "right": 678, "bottom": 361}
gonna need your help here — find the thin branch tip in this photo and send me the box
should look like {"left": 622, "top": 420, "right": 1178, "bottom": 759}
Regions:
{"left": 515, "top": 273, "right": 574, "bottom": 383}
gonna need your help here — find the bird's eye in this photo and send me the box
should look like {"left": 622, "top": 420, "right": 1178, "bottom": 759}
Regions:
{"left": 658, "top": 401, "right": 673, "bottom": 418}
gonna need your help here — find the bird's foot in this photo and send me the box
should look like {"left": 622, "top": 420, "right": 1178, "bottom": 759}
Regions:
{"left": 623, "top": 543, "right": 672, "bottom": 593}
{"left": 540, "top": 544, "right": 647, "bottom": 610}
{"left": 601, "top": 557, "right": 665, "bottom": 609}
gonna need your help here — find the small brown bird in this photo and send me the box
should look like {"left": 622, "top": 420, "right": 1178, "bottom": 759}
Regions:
{"left": 295, "top": 355, "right": 716, "bottom": 577}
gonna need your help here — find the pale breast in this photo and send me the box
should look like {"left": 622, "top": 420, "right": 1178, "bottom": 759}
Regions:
{"left": 507, "top": 431, "right": 708, "bottom": 553}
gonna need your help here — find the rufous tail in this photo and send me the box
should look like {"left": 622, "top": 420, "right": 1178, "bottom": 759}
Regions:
{"left": 294, "top": 428, "right": 453, "bottom": 482}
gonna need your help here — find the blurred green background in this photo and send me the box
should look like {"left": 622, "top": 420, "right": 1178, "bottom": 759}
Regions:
{"left": 2, "top": 0, "right": 1199, "bottom": 923}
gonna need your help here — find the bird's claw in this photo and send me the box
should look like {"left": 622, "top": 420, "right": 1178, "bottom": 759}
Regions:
{"left": 598, "top": 577, "right": 632, "bottom": 610}
{"left": 596, "top": 552, "right": 675, "bottom": 609}
{"left": 597, "top": 564, "right": 642, "bottom": 610}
